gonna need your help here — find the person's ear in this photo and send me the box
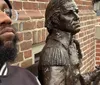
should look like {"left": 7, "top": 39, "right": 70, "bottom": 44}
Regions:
{"left": 0, "top": 1, "right": 8, "bottom": 11}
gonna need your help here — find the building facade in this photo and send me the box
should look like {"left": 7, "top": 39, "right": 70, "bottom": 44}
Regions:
{"left": 10, "top": 0, "right": 100, "bottom": 73}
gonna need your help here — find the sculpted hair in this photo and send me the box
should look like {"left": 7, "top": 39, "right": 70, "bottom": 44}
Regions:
{"left": 45, "top": 0, "right": 75, "bottom": 33}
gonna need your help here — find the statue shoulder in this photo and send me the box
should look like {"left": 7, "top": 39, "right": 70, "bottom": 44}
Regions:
{"left": 40, "top": 42, "right": 69, "bottom": 65}
{"left": 46, "top": 38, "right": 69, "bottom": 49}
{"left": 42, "top": 39, "right": 68, "bottom": 56}
{"left": 41, "top": 46, "right": 65, "bottom": 57}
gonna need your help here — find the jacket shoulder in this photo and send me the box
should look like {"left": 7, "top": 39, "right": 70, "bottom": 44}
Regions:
{"left": 9, "top": 66, "right": 40, "bottom": 85}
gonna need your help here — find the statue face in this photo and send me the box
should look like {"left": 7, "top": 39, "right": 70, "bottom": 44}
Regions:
{"left": 59, "top": 1, "right": 80, "bottom": 34}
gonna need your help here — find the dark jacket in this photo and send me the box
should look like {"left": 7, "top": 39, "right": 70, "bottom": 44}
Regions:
{"left": 0, "top": 64, "right": 39, "bottom": 85}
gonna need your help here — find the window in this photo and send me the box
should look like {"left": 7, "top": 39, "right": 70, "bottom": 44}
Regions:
{"left": 35, "top": 52, "right": 41, "bottom": 64}
{"left": 93, "top": 0, "right": 100, "bottom": 16}
{"left": 32, "top": 43, "right": 45, "bottom": 64}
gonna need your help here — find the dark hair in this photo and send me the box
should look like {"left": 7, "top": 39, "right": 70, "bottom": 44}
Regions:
{"left": 4, "top": 0, "right": 12, "bottom": 9}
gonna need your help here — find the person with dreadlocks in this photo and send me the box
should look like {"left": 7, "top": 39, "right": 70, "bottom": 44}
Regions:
{"left": 0, "top": 0, "right": 40, "bottom": 85}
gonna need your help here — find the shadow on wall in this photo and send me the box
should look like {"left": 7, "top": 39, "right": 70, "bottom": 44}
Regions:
{"left": 26, "top": 62, "right": 39, "bottom": 77}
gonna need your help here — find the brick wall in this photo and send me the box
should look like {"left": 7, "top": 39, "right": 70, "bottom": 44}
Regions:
{"left": 10, "top": 0, "right": 49, "bottom": 67}
{"left": 96, "top": 40, "right": 100, "bottom": 65}
{"left": 10, "top": 0, "right": 97, "bottom": 73}
{"left": 75, "top": 0, "right": 96, "bottom": 73}
{"left": 95, "top": 16, "right": 100, "bottom": 66}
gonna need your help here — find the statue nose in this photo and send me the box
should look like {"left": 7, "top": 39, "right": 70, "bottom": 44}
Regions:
{"left": 74, "top": 12, "right": 79, "bottom": 21}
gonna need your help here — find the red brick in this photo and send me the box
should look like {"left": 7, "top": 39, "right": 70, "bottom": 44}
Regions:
{"left": 18, "top": 11, "right": 30, "bottom": 20}
{"left": 13, "top": 1, "right": 22, "bottom": 10}
{"left": 24, "top": 50, "right": 32, "bottom": 59}
{"left": 96, "top": 57, "right": 100, "bottom": 60}
{"left": 37, "top": 20, "right": 44, "bottom": 28}
{"left": 40, "top": 10, "right": 45, "bottom": 16}
{"left": 75, "top": 0, "right": 83, "bottom": 5}
{"left": 96, "top": 40, "right": 100, "bottom": 43}
{"left": 24, "top": 32, "right": 32, "bottom": 40}
{"left": 96, "top": 53, "right": 100, "bottom": 56}
{"left": 82, "top": 1, "right": 92, "bottom": 6}
{"left": 23, "top": 21, "right": 36, "bottom": 30}
{"left": 23, "top": 2, "right": 38, "bottom": 10}
{"left": 96, "top": 45, "right": 100, "bottom": 48}
{"left": 96, "top": 49, "right": 100, "bottom": 52}
{"left": 96, "top": 62, "right": 100, "bottom": 65}
{"left": 39, "top": 3, "right": 47, "bottom": 10}
{"left": 20, "top": 41, "right": 32, "bottom": 51}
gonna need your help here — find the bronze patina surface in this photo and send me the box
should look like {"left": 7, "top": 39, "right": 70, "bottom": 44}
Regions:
{"left": 38, "top": 0, "right": 100, "bottom": 85}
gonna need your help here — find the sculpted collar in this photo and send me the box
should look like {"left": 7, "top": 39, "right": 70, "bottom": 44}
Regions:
{"left": 47, "top": 29, "right": 73, "bottom": 48}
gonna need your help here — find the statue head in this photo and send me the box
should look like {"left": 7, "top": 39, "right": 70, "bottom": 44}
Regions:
{"left": 45, "top": 0, "right": 80, "bottom": 34}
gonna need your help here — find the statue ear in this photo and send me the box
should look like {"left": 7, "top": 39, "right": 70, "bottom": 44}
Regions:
{"left": 51, "top": 13, "right": 60, "bottom": 28}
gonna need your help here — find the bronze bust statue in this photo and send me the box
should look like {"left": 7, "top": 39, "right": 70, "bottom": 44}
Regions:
{"left": 38, "top": 0, "right": 100, "bottom": 85}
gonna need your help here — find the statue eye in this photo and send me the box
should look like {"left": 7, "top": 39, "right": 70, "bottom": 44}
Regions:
{"left": 62, "top": 10, "right": 71, "bottom": 15}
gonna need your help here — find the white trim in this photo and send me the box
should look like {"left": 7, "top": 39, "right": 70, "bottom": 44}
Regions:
{"left": 0, "top": 63, "right": 6, "bottom": 76}
{"left": 36, "top": 77, "right": 41, "bottom": 85}
{"left": 3, "top": 68, "right": 8, "bottom": 76}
